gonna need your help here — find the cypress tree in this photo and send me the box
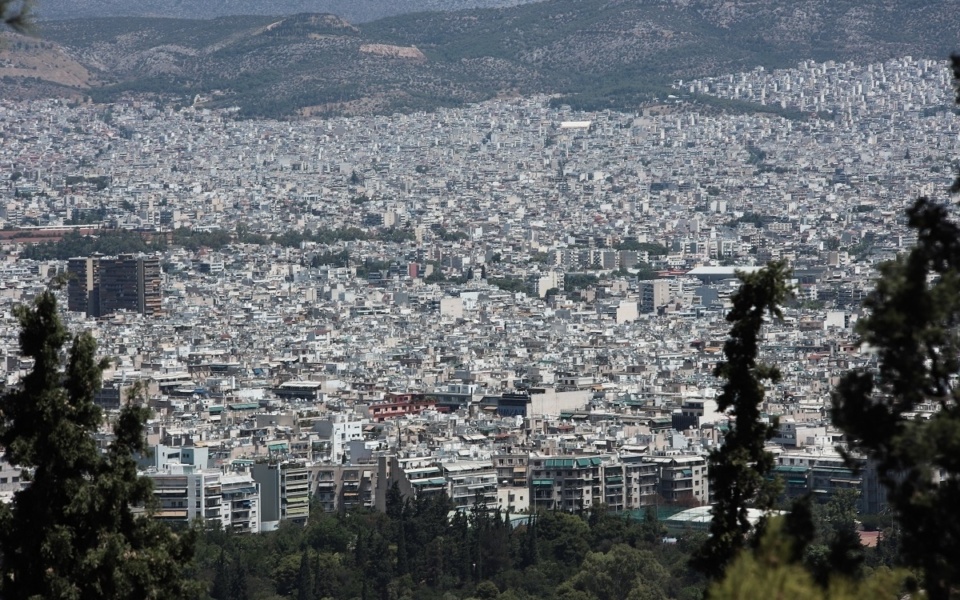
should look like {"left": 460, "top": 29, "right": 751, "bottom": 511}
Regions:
{"left": 0, "top": 290, "right": 196, "bottom": 599}
{"left": 211, "top": 549, "right": 232, "bottom": 600}
{"left": 229, "top": 553, "right": 250, "bottom": 600}
{"left": 297, "top": 549, "right": 315, "bottom": 600}
{"left": 692, "top": 261, "right": 790, "bottom": 581}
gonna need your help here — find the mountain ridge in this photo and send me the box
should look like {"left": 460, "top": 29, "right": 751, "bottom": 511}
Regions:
{"left": 15, "top": 0, "right": 960, "bottom": 118}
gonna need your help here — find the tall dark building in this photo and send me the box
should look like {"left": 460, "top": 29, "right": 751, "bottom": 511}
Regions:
{"left": 67, "top": 257, "right": 98, "bottom": 315}
{"left": 67, "top": 254, "right": 162, "bottom": 317}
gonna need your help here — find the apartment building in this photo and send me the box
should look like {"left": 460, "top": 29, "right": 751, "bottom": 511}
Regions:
{"left": 146, "top": 464, "right": 260, "bottom": 534}
{"left": 311, "top": 463, "right": 377, "bottom": 514}
{"left": 775, "top": 449, "right": 887, "bottom": 513}
{"left": 530, "top": 455, "right": 605, "bottom": 511}
{"left": 67, "top": 253, "right": 162, "bottom": 317}
{"left": 647, "top": 455, "right": 709, "bottom": 505}
{"left": 443, "top": 460, "right": 498, "bottom": 509}
{"left": 639, "top": 280, "right": 670, "bottom": 313}
{"left": 253, "top": 461, "right": 311, "bottom": 529}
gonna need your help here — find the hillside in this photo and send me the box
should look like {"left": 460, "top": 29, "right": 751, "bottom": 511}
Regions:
{"left": 36, "top": 0, "right": 541, "bottom": 24}
{"left": 0, "top": 32, "right": 97, "bottom": 90}
{"left": 20, "top": 0, "right": 960, "bottom": 118}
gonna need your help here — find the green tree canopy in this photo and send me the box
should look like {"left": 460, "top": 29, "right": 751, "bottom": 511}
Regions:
{"left": 709, "top": 517, "right": 910, "bottom": 600}
{"left": 0, "top": 291, "right": 196, "bottom": 599}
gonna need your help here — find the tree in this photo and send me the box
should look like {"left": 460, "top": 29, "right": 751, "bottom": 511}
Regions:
{"left": 692, "top": 261, "right": 790, "bottom": 581}
{"left": 708, "top": 518, "right": 910, "bottom": 600}
{"left": 0, "top": 0, "right": 28, "bottom": 32}
{"left": 0, "top": 291, "right": 196, "bottom": 599}
{"left": 828, "top": 57, "right": 960, "bottom": 600}
{"left": 556, "top": 544, "right": 669, "bottom": 600}
{"left": 801, "top": 489, "right": 864, "bottom": 587}
{"left": 297, "top": 550, "right": 316, "bottom": 600}
{"left": 830, "top": 196, "right": 960, "bottom": 600}
{"left": 211, "top": 549, "right": 232, "bottom": 600}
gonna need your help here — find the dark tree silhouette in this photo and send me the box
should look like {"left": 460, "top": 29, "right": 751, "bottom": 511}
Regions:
{"left": 0, "top": 291, "right": 196, "bottom": 599}
{"left": 830, "top": 56, "right": 960, "bottom": 600}
{"left": 0, "top": 0, "right": 28, "bottom": 32}
{"left": 692, "top": 261, "right": 790, "bottom": 581}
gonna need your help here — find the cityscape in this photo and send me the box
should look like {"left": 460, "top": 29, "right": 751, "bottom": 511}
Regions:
{"left": 1, "top": 6, "right": 960, "bottom": 593}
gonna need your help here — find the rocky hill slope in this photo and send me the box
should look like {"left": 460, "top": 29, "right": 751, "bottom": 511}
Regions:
{"left": 18, "top": 0, "right": 960, "bottom": 118}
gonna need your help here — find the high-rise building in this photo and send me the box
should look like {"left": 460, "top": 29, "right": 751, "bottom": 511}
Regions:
{"left": 639, "top": 279, "right": 670, "bottom": 313}
{"left": 67, "top": 257, "right": 98, "bottom": 315}
{"left": 66, "top": 254, "right": 162, "bottom": 317}
{"left": 252, "top": 461, "right": 311, "bottom": 530}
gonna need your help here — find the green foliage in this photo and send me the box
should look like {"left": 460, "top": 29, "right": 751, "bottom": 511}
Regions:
{"left": 801, "top": 491, "right": 865, "bottom": 586}
{"left": 529, "top": 252, "right": 551, "bottom": 265}
{"left": 172, "top": 227, "right": 232, "bottom": 251}
{"left": 20, "top": 229, "right": 166, "bottom": 261}
{"left": 709, "top": 518, "right": 912, "bottom": 600}
{"left": 190, "top": 498, "right": 706, "bottom": 600}
{"left": 431, "top": 225, "right": 469, "bottom": 242}
{"left": 727, "top": 212, "right": 773, "bottom": 228}
{"left": 831, "top": 196, "right": 960, "bottom": 600}
{"left": 65, "top": 175, "right": 111, "bottom": 190}
{"left": 745, "top": 144, "right": 767, "bottom": 165}
{"left": 556, "top": 544, "right": 669, "bottom": 600}
{"left": 66, "top": 207, "right": 107, "bottom": 226}
{"left": 564, "top": 273, "right": 599, "bottom": 292}
{"left": 693, "top": 261, "right": 790, "bottom": 580}
{"left": 19, "top": 225, "right": 412, "bottom": 261}
{"left": 310, "top": 250, "right": 350, "bottom": 268}
{"left": 614, "top": 240, "right": 668, "bottom": 255}
{"left": 0, "top": 291, "right": 196, "bottom": 599}
{"left": 489, "top": 277, "right": 529, "bottom": 295}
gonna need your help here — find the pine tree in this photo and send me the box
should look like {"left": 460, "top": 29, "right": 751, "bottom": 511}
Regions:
{"left": 827, "top": 56, "right": 960, "bottom": 600}
{"left": 520, "top": 516, "right": 538, "bottom": 568}
{"left": 0, "top": 0, "right": 28, "bottom": 32}
{"left": 692, "top": 261, "right": 790, "bottom": 581}
{"left": 709, "top": 518, "right": 910, "bottom": 600}
{"left": 831, "top": 196, "right": 960, "bottom": 600}
{"left": 0, "top": 291, "right": 196, "bottom": 599}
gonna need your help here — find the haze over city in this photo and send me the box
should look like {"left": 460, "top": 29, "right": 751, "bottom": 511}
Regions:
{"left": 1, "top": 1, "right": 960, "bottom": 599}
